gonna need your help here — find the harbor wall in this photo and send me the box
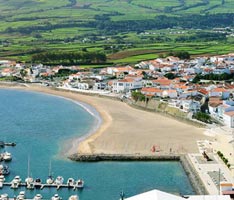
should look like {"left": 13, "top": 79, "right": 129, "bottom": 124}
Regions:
{"left": 180, "top": 155, "right": 209, "bottom": 195}
{"left": 68, "top": 153, "right": 180, "bottom": 162}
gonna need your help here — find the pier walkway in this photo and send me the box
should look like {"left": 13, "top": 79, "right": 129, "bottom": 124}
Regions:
{"left": 188, "top": 153, "right": 234, "bottom": 195}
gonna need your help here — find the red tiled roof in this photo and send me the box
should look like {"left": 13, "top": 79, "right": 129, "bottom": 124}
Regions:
{"left": 224, "top": 111, "right": 234, "bottom": 116}
{"left": 198, "top": 89, "right": 208, "bottom": 95}
{"left": 212, "top": 87, "right": 227, "bottom": 92}
{"left": 141, "top": 87, "right": 162, "bottom": 93}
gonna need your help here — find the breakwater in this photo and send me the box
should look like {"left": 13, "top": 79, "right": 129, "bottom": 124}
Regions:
{"left": 68, "top": 153, "right": 180, "bottom": 162}
{"left": 68, "top": 153, "right": 208, "bottom": 195}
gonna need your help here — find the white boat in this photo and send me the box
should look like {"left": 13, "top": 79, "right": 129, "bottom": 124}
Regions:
{"left": 76, "top": 179, "right": 84, "bottom": 188}
{"left": 67, "top": 178, "right": 75, "bottom": 187}
{"left": 0, "top": 194, "right": 9, "bottom": 200}
{"left": 3, "top": 152, "right": 12, "bottom": 161}
{"left": 17, "top": 191, "right": 26, "bottom": 200}
{"left": 0, "top": 175, "right": 5, "bottom": 182}
{"left": 51, "top": 194, "right": 62, "bottom": 200}
{"left": 33, "top": 194, "right": 43, "bottom": 200}
{"left": 11, "top": 175, "right": 21, "bottom": 188}
{"left": 11, "top": 179, "right": 20, "bottom": 189}
{"left": 26, "top": 179, "right": 34, "bottom": 190}
{"left": 69, "top": 195, "right": 79, "bottom": 200}
{"left": 47, "top": 175, "right": 54, "bottom": 184}
{"left": 55, "top": 176, "right": 64, "bottom": 185}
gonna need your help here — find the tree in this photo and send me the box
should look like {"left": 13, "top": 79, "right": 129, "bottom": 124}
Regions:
{"left": 20, "top": 69, "right": 27, "bottom": 78}
{"left": 193, "top": 112, "right": 211, "bottom": 123}
{"left": 131, "top": 91, "right": 145, "bottom": 102}
{"left": 164, "top": 73, "right": 176, "bottom": 80}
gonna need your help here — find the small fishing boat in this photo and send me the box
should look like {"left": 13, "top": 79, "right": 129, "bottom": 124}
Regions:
{"left": 33, "top": 194, "right": 43, "bottom": 200}
{"left": 3, "top": 152, "right": 12, "bottom": 161}
{"left": 34, "top": 178, "right": 42, "bottom": 189}
{"left": 67, "top": 178, "right": 75, "bottom": 187}
{"left": 55, "top": 176, "right": 64, "bottom": 185}
{"left": 76, "top": 179, "right": 84, "bottom": 189}
{"left": 51, "top": 194, "right": 62, "bottom": 200}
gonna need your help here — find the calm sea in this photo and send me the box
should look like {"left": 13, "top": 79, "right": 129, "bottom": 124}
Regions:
{"left": 0, "top": 89, "right": 195, "bottom": 199}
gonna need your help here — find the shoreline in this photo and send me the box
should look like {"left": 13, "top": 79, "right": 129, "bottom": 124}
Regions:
{"left": 0, "top": 83, "right": 211, "bottom": 156}
{"left": 0, "top": 83, "right": 112, "bottom": 155}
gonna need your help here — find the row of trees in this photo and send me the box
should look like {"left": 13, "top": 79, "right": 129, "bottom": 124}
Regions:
{"left": 31, "top": 51, "right": 107, "bottom": 65}
{"left": 175, "top": 32, "right": 227, "bottom": 42}
{"left": 88, "top": 13, "right": 234, "bottom": 34}
{"left": 4, "top": 13, "right": 234, "bottom": 36}
{"left": 192, "top": 73, "right": 234, "bottom": 83}
{"left": 217, "top": 151, "right": 231, "bottom": 168}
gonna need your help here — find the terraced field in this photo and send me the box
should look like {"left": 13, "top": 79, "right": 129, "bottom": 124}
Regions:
{"left": 0, "top": 0, "right": 234, "bottom": 64}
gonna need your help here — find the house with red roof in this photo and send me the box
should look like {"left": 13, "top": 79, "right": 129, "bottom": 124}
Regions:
{"left": 141, "top": 87, "right": 162, "bottom": 97}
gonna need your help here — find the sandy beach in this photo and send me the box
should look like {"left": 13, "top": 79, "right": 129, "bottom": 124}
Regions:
{"left": 0, "top": 84, "right": 211, "bottom": 155}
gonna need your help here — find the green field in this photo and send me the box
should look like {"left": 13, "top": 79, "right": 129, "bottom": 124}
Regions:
{"left": 0, "top": 0, "right": 234, "bottom": 65}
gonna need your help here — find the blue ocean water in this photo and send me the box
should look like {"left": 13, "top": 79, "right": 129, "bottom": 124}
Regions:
{"left": 0, "top": 89, "right": 195, "bottom": 199}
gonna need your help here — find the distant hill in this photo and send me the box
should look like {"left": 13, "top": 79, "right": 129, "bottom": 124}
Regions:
{"left": 0, "top": 0, "right": 234, "bottom": 62}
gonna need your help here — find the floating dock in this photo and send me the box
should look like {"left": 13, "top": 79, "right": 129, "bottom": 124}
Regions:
{"left": 0, "top": 141, "right": 16, "bottom": 148}
{"left": 0, "top": 182, "right": 83, "bottom": 190}
{"left": 1, "top": 182, "right": 83, "bottom": 190}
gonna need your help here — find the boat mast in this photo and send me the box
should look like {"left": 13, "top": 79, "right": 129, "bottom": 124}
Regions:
{"left": 27, "top": 155, "right": 30, "bottom": 178}
{"left": 49, "top": 160, "right": 52, "bottom": 176}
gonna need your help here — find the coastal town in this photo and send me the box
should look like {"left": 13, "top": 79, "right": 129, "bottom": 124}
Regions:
{"left": 1, "top": 53, "right": 234, "bottom": 199}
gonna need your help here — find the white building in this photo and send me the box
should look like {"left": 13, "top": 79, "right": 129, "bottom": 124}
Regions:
{"left": 162, "top": 90, "right": 177, "bottom": 98}
{"left": 112, "top": 79, "right": 143, "bottom": 93}
{"left": 77, "top": 82, "right": 89, "bottom": 90}
{"left": 180, "top": 100, "right": 201, "bottom": 113}
{"left": 223, "top": 111, "right": 234, "bottom": 128}
{"left": 125, "top": 189, "right": 231, "bottom": 200}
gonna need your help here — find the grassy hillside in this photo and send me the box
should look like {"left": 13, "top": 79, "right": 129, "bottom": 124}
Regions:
{"left": 0, "top": 0, "right": 234, "bottom": 64}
